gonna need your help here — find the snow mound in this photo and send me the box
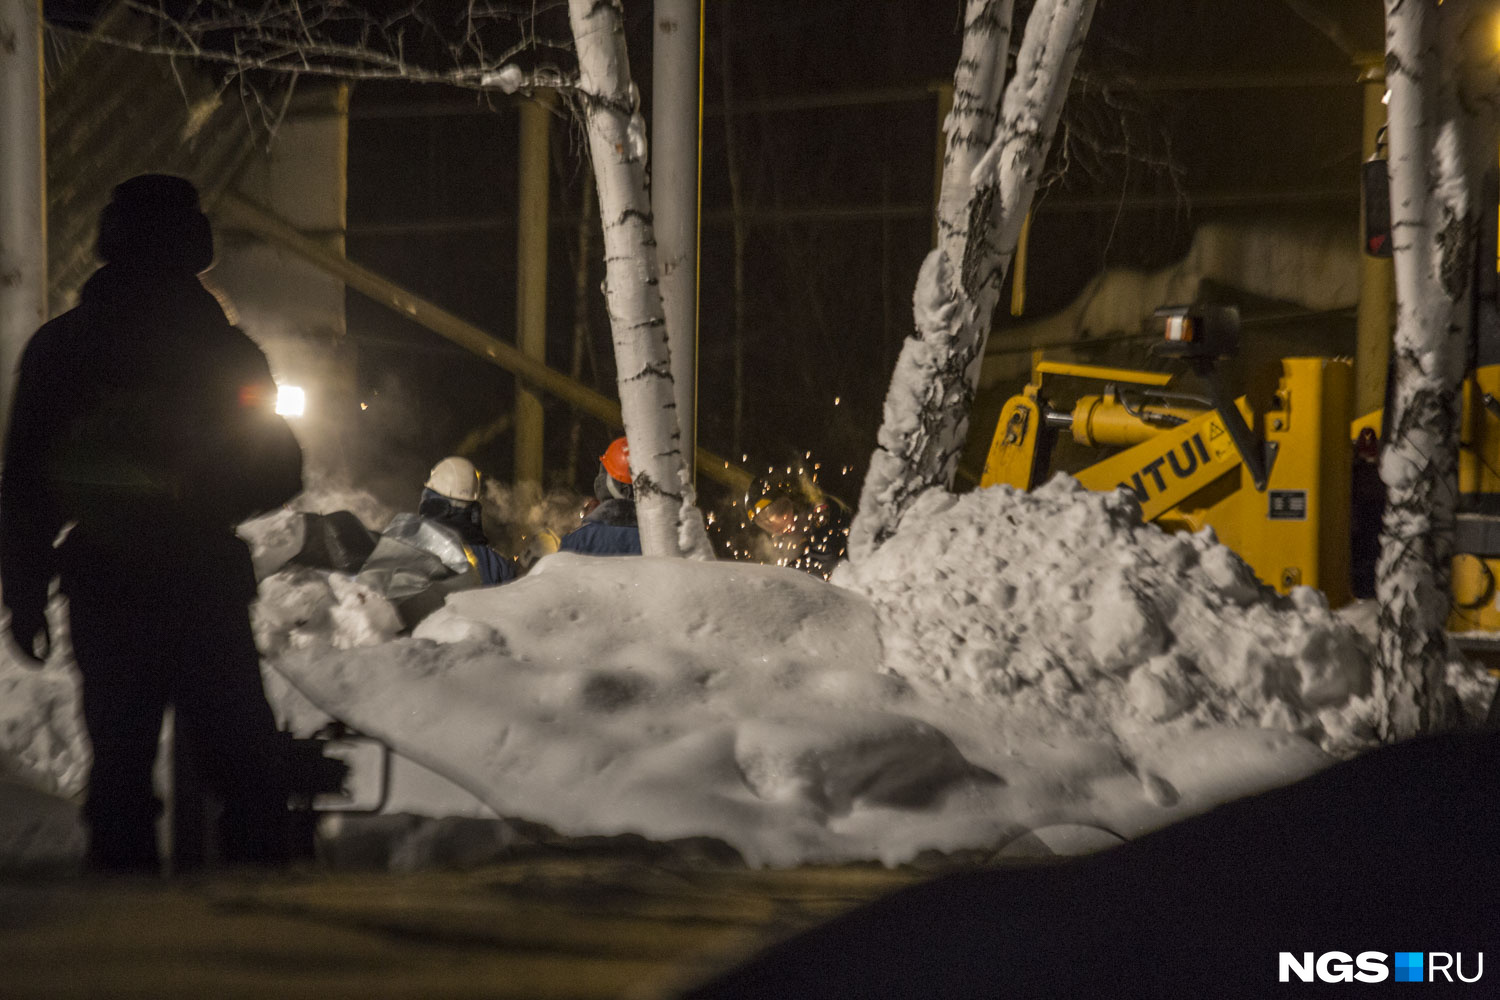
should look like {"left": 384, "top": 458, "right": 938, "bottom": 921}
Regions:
{"left": 421, "top": 550, "right": 881, "bottom": 671}
{"left": 0, "top": 776, "right": 84, "bottom": 871}
{"left": 252, "top": 566, "right": 403, "bottom": 657}
{"left": 833, "top": 477, "right": 1382, "bottom": 757}
{"left": 0, "top": 476, "right": 1420, "bottom": 869}
{"left": 0, "top": 654, "right": 88, "bottom": 799}
{"left": 271, "top": 552, "right": 1335, "bottom": 866}
{"left": 273, "top": 555, "right": 942, "bottom": 866}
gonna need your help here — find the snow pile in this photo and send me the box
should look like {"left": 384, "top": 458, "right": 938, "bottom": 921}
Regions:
{"left": 4, "top": 475, "right": 1483, "bottom": 870}
{"left": 252, "top": 567, "right": 403, "bottom": 658}
{"left": 268, "top": 549, "right": 1336, "bottom": 867}
{"left": 0, "top": 609, "right": 89, "bottom": 872}
{"left": 272, "top": 556, "right": 958, "bottom": 865}
{"left": 0, "top": 651, "right": 88, "bottom": 799}
{"left": 834, "top": 477, "right": 1382, "bottom": 757}
{"left": 0, "top": 777, "right": 83, "bottom": 872}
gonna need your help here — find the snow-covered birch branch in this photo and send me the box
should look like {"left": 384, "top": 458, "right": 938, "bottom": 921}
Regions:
{"left": 849, "top": 0, "right": 1095, "bottom": 559}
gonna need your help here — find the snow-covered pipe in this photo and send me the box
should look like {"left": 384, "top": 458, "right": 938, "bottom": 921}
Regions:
{"left": 0, "top": 0, "right": 46, "bottom": 440}
{"left": 652, "top": 0, "right": 700, "bottom": 484}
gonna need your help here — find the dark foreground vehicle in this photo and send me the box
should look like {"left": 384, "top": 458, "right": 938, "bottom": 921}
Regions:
{"left": 681, "top": 731, "right": 1500, "bottom": 999}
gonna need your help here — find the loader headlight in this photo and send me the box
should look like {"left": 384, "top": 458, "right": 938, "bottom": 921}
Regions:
{"left": 1162, "top": 314, "right": 1197, "bottom": 344}
{"left": 275, "top": 384, "right": 306, "bottom": 418}
{"left": 1152, "top": 305, "right": 1240, "bottom": 361}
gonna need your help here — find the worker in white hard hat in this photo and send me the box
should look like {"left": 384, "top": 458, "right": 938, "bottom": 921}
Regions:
{"left": 425, "top": 456, "right": 483, "bottom": 505}
{"left": 412, "top": 456, "right": 516, "bottom": 585}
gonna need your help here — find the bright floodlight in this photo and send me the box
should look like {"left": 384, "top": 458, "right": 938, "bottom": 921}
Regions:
{"left": 275, "top": 384, "right": 306, "bottom": 418}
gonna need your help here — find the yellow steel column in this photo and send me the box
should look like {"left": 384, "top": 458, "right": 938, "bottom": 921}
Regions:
{"left": 516, "top": 93, "right": 552, "bottom": 487}
{"left": 1356, "top": 60, "right": 1393, "bottom": 417}
{"left": 1010, "top": 210, "right": 1032, "bottom": 316}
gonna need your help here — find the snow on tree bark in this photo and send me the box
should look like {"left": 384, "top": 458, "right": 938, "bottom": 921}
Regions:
{"left": 567, "top": 0, "right": 711, "bottom": 559}
{"left": 848, "top": 0, "right": 1095, "bottom": 559}
{"left": 1374, "top": 0, "right": 1488, "bottom": 740}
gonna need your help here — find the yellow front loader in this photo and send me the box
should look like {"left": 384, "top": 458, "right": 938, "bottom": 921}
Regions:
{"left": 982, "top": 315, "right": 1355, "bottom": 607}
{"left": 981, "top": 303, "right": 1500, "bottom": 641}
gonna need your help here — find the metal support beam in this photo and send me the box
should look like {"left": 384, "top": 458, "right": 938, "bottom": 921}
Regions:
{"left": 0, "top": 0, "right": 45, "bottom": 438}
{"left": 653, "top": 0, "right": 701, "bottom": 484}
{"left": 516, "top": 93, "right": 550, "bottom": 487}
{"left": 214, "top": 192, "right": 752, "bottom": 494}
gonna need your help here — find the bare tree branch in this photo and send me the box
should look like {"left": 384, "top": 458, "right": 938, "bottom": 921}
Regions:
{"left": 59, "top": 0, "right": 577, "bottom": 93}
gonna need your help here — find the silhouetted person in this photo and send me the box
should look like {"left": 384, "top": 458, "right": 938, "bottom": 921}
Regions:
{"left": 0, "top": 175, "right": 303, "bottom": 873}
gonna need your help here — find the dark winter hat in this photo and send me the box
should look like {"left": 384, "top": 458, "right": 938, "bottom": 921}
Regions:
{"left": 95, "top": 174, "right": 215, "bottom": 273}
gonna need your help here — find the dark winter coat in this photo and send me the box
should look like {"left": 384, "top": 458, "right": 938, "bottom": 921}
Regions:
{"left": 0, "top": 264, "right": 303, "bottom": 616}
{"left": 416, "top": 489, "right": 517, "bottom": 585}
{"left": 559, "top": 498, "right": 642, "bottom": 556}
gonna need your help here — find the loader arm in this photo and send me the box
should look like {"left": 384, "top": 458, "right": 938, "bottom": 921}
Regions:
{"left": 981, "top": 356, "right": 1353, "bottom": 604}
{"left": 1074, "top": 404, "right": 1249, "bottom": 521}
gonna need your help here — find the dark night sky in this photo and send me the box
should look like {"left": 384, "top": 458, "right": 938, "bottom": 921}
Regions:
{"left": 46, "top": 0, "right": 1380, "bottom": 512}
{"left": 339, "top": 0, "right": 1374, "bottom": 513}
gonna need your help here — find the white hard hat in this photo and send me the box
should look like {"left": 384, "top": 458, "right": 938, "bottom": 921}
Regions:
{"left": 425, "top": 456, "right": 482, "bottom": 503}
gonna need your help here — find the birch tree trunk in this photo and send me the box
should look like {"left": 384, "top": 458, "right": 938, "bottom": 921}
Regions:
{"left": 848, "top": 0, "right": 1095, "bottom": 558}
{"left": 567, "top": 0, "right": 712, "bottom": 558}
{"left": 1374, "top": 0, "right": 1490, "bottom": 739}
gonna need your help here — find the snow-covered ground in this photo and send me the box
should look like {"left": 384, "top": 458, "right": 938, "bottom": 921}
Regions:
{"left": 2, "top": 476, "right": 1492, "bottom": 870}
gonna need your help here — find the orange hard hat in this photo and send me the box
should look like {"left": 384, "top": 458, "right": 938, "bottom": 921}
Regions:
{"left": 601, "top": 437, "right": 632, "bottom": 483}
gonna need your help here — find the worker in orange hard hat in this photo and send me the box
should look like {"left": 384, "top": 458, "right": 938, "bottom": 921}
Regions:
{"left": 559, "top": 436, "right": 642, "bottom": 556}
